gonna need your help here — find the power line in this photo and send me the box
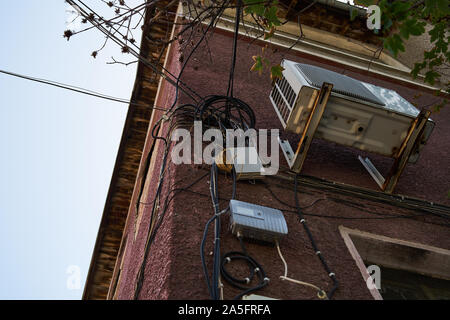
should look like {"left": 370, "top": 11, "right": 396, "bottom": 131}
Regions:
{"left": 0, "top": 68, "right": 167, "bottom": 111}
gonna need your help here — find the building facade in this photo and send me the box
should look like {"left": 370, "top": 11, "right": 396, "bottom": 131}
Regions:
{"left": 83, "top": 0, "right": 450, "bottom": 300}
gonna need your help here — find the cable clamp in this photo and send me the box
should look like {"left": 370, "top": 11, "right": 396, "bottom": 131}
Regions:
{"left": 328, "top": 273, "right": 335, "bottom": 278}
{"left": 315, "top": 251, "right": 321, "bottom": 255}
{"left": 161, "top": 114, "right": 169, "bottom": 122}
{"left": 254, "top": 267, "right": 260, "bottom": 273}
{"left": 317, "top": 290, "right": 327, "bottom": 300}
{"left": 300, "top": 219, "right": 306, "bottom": 224}
{"left": 245, "top": 277, "right": 250, "bottom": 284}
{"left": 263, "top": 277, "right": 270, "bottom": 283}
{"left": 225, "top": 257, "right": 231, "bottom": 264}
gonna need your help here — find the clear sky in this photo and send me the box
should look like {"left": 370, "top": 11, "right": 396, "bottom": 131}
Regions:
{"left": 0, "top": 1, "right": 142, "bottom": 299}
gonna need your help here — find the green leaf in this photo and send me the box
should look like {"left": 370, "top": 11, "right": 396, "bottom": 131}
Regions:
{"left": 423, "top": 0, "right": 450, "bottom": 20}
{"left": 390, "top": 1, "right": 411, "bottom": 16}
{"left": 264, "top": 27, "right": 275, "bottom": 40}
{"left": 264, "top": 5, "right": 281, "bottom": 27}
{"left": 243, "top": 0, "right": 265, "bottom": 16}
{"left": 350, "top": 8, "right": 359, "bottom": 21}
{"left": 250, "top": 55, "right": 264, "bottom": 75}
{"left": 424, "top": 70, "right": 440, "bottom": 85}
{"left": 411, "top": 61, "right": 427, "bottom": 79}
{"left": 384, "top": 34, "right": 405, "bottom": 57}
{"left": 429, "top": 23, "right": 443, "bottom": 42}
{"left": 399, "top": 19, "right": 426, "bottom": 40}
{"left": 383, "top": 19, "right": 393, "bottom": 32}
{"left": 270, "top": 64, "right": 285, "bottom": 81}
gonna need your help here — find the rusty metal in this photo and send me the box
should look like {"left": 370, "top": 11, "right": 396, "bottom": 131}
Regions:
{"left": 284, "top": 82, "right": 334, "bottom": 173}
{"left": 383, "top": 109, "right": 431, "bottom": 194}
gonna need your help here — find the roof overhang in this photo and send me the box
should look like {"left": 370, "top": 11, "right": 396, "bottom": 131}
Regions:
{"left": 82, "top": 0, "right": 178, "bottom": 299}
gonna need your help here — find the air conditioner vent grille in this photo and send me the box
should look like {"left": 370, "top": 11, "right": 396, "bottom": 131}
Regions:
{"left": 270, "top": 77, "right": 297, "bottom": 125}
{"left": 295, "top": 63, "right": 385, "bottom": 106}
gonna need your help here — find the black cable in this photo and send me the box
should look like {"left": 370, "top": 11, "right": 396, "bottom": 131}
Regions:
{"left": 294, "top": 175, "right": 339, "bottom": 299}
{"left": 134, "top": 165, "right": 210, "bottom": 299}
{"left": 226, "top": 0, "right": 242, "bottom": 98}
{"left": 0, "top": 69, "right": 166, "bottom": 110}
{"left": 211, "top": 162, "right": 221, "bottom": 300}
{"left": 195, "top": 95, "right": 256, "bottom": 130}
{"left": 70, "top": 0, "right": 202, "bottom": 102}
{"left": 263, "top": 180, "right": 450, "bottom": 226}
{"left": 220, "top": 236, "right": 269, "bottom": 300}
{"left": 176, "top": 183, "right": 450, "bottom": 226}
{"left": 200, "top": 162, "right": 222, "bottom": 300}
{"left": 201, "top": 162, "right": 238, "bottom": 300}
{"left": 166, "top": 0, "right": 229, "bottom": 114}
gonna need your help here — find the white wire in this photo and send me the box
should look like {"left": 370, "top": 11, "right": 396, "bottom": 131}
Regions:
{"left": 275, "top": 241, "right": 327, "bottom": 299}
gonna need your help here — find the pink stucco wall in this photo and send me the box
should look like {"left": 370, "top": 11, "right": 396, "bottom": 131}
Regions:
{"left": 115, "top": 29, "right": 450, "bottom": 300}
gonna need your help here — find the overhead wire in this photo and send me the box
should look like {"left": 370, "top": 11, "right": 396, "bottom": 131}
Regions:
{"left": 0, "top": 68, "right": 167, "bottom": 111}
{"left": 67, "top": 0, "right": 202, "bottom": 102}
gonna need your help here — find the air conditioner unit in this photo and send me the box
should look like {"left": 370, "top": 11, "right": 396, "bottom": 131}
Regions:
{"left": 270, "top": 59, "right": 434, "bottom": 193}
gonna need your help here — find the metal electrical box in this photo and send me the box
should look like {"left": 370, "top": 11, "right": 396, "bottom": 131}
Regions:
{"left": 229, "top": 200, "right": 288, "bottom": 243}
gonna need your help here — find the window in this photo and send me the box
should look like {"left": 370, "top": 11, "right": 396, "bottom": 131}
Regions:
{"left": 339, "top": 226, "right": 450, "bottom": 300}
{"left": 375, "top": 265, "right": 450, "bottom": 300}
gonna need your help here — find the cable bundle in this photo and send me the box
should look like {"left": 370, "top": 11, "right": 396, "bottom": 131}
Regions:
{"left": 220, "top": 236, "right": 269, "bottom": 300}
{"left": 201, "top": 162, "right": 237, "bottom": 300}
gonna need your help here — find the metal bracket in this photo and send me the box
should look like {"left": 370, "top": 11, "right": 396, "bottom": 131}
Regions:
{"left": 358, "top": 109, "right": 431, "bottom": 194}
{"left": 278, "top": 82, "right": 334, "bottom": 173}
{"left": 358, "top": 156, "right": 385, "bottom": 189}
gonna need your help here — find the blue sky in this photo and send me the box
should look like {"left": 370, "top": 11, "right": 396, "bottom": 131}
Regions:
{"left": 0, "top": 1, "right": 142, "bottom": 299}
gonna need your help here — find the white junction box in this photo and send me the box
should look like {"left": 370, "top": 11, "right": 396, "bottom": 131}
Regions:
{"left": 229, "top": 200, "right": 288, "bottom": 244}
{"left": 225, "top": 147, "right": 266, "bottom": 180}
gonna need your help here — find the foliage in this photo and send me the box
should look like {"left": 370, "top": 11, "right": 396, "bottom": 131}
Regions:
{"left": 243, "top": 0, "right": 283, "bottom": 80}
{"left": 355, "top": 0, "right": 449, "bottom": 111}
{"left": 65, "top": 0, "right": 449, "bottom": 109}
{"left": 246, "top": 0, "right": 449, "bottom": 108}
{"left": 250, "top": 45, "right": 284, "bottom": 80}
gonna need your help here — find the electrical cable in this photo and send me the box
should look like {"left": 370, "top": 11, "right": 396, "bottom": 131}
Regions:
{"left": 175, "top": 183, "right": 450, "bottom": 226}
{"left": 220, "top": 234, "right": 269, "bottom": 300}
{"left": 104, "top": 0, "right": 261, "bottom": 301}
{"left": 226, "top": 0, "right": 241, "bottom": 98}
{"left": 134, "top": 161, "right": 210, "bottom": 299}
{"left": 294, "top": 174, "right": 339, "bottom": 299}
{"left": 275, "top": 241, "right": 327, "bottom": 299}
{"left": 263, "top": 180, "right": 450, "bottom": 226}
{"left": 201, "top": 162, "right": 236, "bottom": 300}
{"left": 0, "top": 68, "right": 167, "bottom": 111}
{"left": 68, "top": 0, "right": 202, "bottom": 102}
